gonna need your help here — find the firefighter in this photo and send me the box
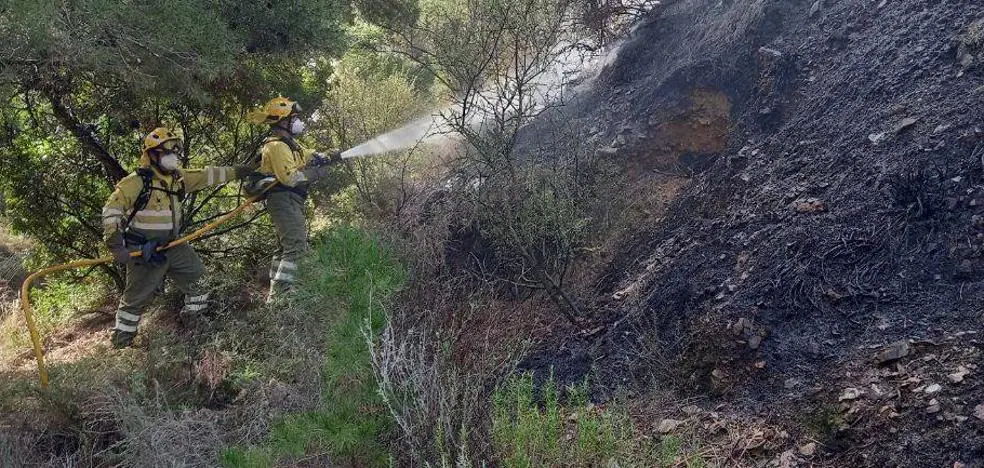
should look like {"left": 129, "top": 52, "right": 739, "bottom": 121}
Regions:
{"left": 103, "top": 128, "right": 254, "bottom": 348}
{"left": 247, "top": 96, "right": 339, "bottom": 302}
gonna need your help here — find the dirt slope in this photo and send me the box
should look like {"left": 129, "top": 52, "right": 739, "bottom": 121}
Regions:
{"left": 524, "top": 0, "right": 984, "bottom": 465}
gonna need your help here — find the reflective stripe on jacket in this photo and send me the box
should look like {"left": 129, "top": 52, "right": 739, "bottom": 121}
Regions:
{"left": 102, "top": 166, "right": 238, "bottom": 242}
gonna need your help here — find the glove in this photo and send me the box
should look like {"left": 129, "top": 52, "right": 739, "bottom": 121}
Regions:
{"left": 234, "top": 165, "right": 256, "bottom": 179}
{"left": 140, "top": 239, "right": 167, "bottom": 266}
{"left": 111, "top": 246, "right": 131, "bottom": 265}
{"left": 106, "top": 232, "right": 131, "bottom": 265}
{"left": 309, "top": 153, "right": 329, "bottom": 167}
{"left": 309, "top": 150, "right": 343, "bottom": 167}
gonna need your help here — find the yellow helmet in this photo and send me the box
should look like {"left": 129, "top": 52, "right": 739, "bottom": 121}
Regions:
{"left": 139, "top": 127, "right": 183, "bottom": 167}
{"left": 247, "top": 95, "right": 301, "bottom": 125}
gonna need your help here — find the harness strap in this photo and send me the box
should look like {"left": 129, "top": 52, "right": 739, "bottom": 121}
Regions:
{"left": 121, "top": 168, "right": 186, "bottom": 238}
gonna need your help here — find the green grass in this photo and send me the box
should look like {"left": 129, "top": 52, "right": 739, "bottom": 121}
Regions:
{"left": 222, "top": 226, "right": 404, "bottom": 467}
{"left": 490, "top": 373, "right": 711, "bottom": 467}
{"left": 1, "top": 275, "right": 107, "bottom": 360}
{"left": 491, "top": 373, "right": 636, "bottom": 467}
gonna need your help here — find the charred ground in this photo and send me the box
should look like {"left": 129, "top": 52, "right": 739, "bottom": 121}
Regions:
{"left": 519, "top": 0, "right": 984, "bottom": 465}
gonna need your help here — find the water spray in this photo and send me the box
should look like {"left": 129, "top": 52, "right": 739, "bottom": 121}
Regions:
{"left": 338, "top": 113, "right": 450, "bottom": 160}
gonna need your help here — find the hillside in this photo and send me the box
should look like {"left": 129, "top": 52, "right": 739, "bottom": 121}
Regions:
{"left": 518, "top": 0, "right": 984, "bottom": 465}
{"left": 3, "top": 0, "right": 984, "bottom": 466}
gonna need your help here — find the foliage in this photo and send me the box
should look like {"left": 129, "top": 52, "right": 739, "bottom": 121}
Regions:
{"left": 0, "top": 0, "right": 656, "bottom": 466}
{"left": 312, "top": 44, "right": 438, "bottom": 222}
{"left": 381, "top": 0, "right": 627, "bottom": 324}
{"left": 0, "top": 0, "right": 415, "bottom": 288}
{"left": 222, "top": 226, "right": 405, "bottom": 467}
{"left": 369, "top": 276, "right": 534, "bottom": 465}
{"left": 0, "top": 275, "right": 107, "bottom": 361}
{"left": 491, "top": 373, "right": 638, "bottom": 467}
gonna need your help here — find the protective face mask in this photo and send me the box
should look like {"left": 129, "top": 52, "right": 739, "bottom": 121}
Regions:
{"left": 289, "top": 118, "right": 307, "bottom": 135}
{"left": 159, "top": 153, "right": 181, "bottom": 171}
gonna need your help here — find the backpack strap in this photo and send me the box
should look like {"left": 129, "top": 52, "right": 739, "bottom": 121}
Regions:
{"left": 264, "top": 134, "right": 301, "bottom": 153}
{"left": 122, "top": 168, "right": 155, "bottom": 232}
{"left": 121, "top": 169, "right": 186, "bottom": 237}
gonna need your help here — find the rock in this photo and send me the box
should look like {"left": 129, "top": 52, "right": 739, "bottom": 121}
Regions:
{"left": 926, "top": 399, "right": 942, "bottom": 414}
{"left": 793, "top": 198, "right": 826, "bottom": 214}
{"left": 778, "top": 450, "right": 796, "bottom": 468}
{"left": 681, "top": 405, "right": 701, "bottom": 416}
{"left": 957, "top": 259, "right": 974, "bottom": 276}
{"left": 754, "top": 361, "right": 767, "bottom": 369}
{"left": 748, "top": 335, "right": 763, "bottom": 350}
{"left": 958, "top": 19, "right": 984, "bottom": 70}
{"left": 657, "top": 418, "right": 682, "bottom": 433}
{"left": 925, "top": 384, "right": 942, "bottom": 394}
{"left": 892, "top": 117, "right": 919, "bottom": 134}
{"left": 732, "top": 317, "right": 751, "bottom": 336}
{"left": 935, "top": 124, "right": 952, "bottom": 134}
{"left": 612, "top": 134, "right": 627, "bottom": 148}
{"left": 799, "top": 442, "right": 817, "bottom": 456}
{"left": 874, "top": 340, "right": 911, "bottom": 365}
{"left": 784, "top": 378, "right": 801, "bottom": 389}
{"left": 948, "top": 366, "right": 970, "bottom": 384}
{"left": 868, "top": 132, "right": 888, "bottom": 145}
{"left": 596, "top": 146, "right": 619, "bottom": 157}
{"left": 839, "top": 388, "right": 863, "bottom": 401}
{"left": 712, "top": 369, "right": 726, "bottom": 380}
{"left": 974, "top": 404, "right": 984, "bottom": 420}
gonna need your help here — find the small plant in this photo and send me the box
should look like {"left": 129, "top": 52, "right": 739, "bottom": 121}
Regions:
{"left": 801, "top": 404, "right": 846, "bottom": 442}
{"left": 491, "top": 373, "right": 635, "bottom": 467}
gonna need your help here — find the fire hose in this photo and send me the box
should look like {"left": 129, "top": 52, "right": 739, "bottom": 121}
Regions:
{"left": 19, "top": 184, "right": 276, "bottom": 389}
{"left": 18, "top": 144, "right": 375, "bottom": 388}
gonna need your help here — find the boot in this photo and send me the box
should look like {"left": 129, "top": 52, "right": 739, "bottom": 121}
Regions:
{"left": 111, "top": 329, "right": 136, "bottom": 349}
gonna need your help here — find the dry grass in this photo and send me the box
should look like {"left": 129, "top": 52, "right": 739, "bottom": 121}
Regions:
{"left": 370, "top": 281, "right": 540, "bottom": 463}
{"left": 96, "top": 390, "right": 226, "bottom": 468}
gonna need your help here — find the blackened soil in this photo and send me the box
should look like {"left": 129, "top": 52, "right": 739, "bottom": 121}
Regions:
{"left": 521, "top": 0, "right": 984, "bottom": 465}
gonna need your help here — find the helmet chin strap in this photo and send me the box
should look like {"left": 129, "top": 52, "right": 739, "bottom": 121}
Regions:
{"left": 272, "top": 119, "right": 296, "bottom": 138}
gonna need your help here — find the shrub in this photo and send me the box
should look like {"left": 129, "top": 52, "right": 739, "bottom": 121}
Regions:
{"left": 223, "top": 226, "right": 405, "bottom": 467}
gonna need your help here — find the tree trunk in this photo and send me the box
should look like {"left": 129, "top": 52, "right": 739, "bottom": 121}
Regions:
{"left": 42, "top": 89, "right": 128, "bottom": 183}
{"left": 536, "top": 269, "right": 581, "bottom": 327}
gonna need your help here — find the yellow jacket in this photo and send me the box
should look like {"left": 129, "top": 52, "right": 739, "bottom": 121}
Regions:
{"left": 257, "top": 137, "right": 315, "bottom": 187}
{"left": 103, "top": 166, "right": 239, "bottom": 242}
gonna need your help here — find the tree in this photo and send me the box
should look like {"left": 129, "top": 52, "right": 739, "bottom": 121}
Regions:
{"left": 383, "top": 0, "right": 608, "bottom": 325}
{"left": 0, "top": 0, "right": 411, "bottom": 287}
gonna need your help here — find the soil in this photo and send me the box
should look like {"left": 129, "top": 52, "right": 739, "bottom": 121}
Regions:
{"left": 519, "top": 0, "right": 984, "bottom": 466}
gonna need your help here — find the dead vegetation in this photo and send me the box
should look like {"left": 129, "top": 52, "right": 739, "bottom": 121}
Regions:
{"left": 8, "top": 0, "right": 984, "bottom": 466}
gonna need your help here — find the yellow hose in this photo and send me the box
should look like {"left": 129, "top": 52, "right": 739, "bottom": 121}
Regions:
{"left": 20, "top": 187, "right": 273, "bottom": 388}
